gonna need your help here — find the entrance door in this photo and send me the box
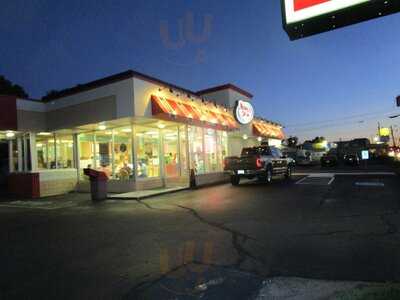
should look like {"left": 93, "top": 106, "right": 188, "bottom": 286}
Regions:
{"left": 0, "top": 141, "right": 9, "bottom": 192}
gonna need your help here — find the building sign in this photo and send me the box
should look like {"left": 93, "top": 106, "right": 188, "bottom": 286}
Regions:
{"left": 379, "top": 127, "right": 390, "bottom": 137}
{"left": 282, "top": 0, "right": 400, "bottom": 40}
{"left": 234, "top": 100, "right": 254, "bottom": 125}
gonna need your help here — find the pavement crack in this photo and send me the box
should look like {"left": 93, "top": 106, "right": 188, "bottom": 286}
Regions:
{"left": 133, "top": 199, "right": 170, "bottom": 211}
{"left": 176, "top": 205, "right": 256, "bottom": 241}
{"left": 177, "top": 205, "right": 266, "bottom": 270}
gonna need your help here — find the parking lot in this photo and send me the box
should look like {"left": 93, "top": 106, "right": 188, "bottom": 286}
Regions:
{"left": 0, "top": 164, "right": 399, "bottom": 299}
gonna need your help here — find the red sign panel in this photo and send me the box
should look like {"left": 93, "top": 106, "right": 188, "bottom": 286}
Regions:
{"left": 0, "top": 96, "right": 18, "bottom": 131}
{"left": 294, "top": 0, "right": 331, "bottom": 11}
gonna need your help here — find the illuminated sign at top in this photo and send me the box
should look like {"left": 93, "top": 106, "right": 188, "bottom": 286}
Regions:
{"left": 284, "top": 0, "right": 369, "bottom": 24}
{"left": 282, "top": 0, "right": 400, "bottom": 40}
{"left": 234, "top": 100, "right": 254, "bottom": 125}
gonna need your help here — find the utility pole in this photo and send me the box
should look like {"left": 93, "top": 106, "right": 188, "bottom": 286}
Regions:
{"left": 391, "top": 125, "right": 397, "bottom": 147}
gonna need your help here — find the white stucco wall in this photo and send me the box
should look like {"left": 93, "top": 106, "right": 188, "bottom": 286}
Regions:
{"left": 199, "top": 88, "right": 251, "bottom": 109}
{"left": 42, "top": 78, "right": 134, "bottom": 118}
{"left": 133, "top": 78, "right": 160, "bottom": 118}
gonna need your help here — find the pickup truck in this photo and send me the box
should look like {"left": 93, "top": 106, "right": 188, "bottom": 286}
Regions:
{"left": 224, "top": 146, "right": 295, "bottom": 186}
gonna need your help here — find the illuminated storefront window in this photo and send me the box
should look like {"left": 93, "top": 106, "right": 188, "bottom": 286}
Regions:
{"left": 179, "top": 125, "right": 188, "bottom": 176}
{"left": 76, "top": 123, "right": 230, "bottom": 181}
{"left": 188, "top": 126, "right": 205, "bottom": 174}
{"left": 205, "top": 128, "right": 218, "bottom": 173}
{"left": 163, "top": 126, "right": 180, "bottom": 177}
{"left": 56, "top": 135, "right": 74, "bottom": 168}
{"left": 36, "top": 133, "right": 74, "bottom": 170}
{"left": 94, "top": 132, "right": 113, "bottom": 178}
{"left": 78, "top": 133, "right": 95, "bottom": 178}
{"left": 136, "top": 126, "right": 160, "bottom": 178}
{"left": 113, "top": 127, "right": 133, "bottom": 180}
{"left": 36, "top": 134, "right": 56, "bottom": 169}
{"left": 217, "top": 130, "right": 228, "bottom": 171}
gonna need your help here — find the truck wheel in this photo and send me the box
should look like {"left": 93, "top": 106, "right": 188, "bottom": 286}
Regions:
{"left": 285, "top": 165, "right": 293, "bottom": 180}
{"left": 265, "top": 166, "right": 273, "bottom": 184}
{"left": 231, "top": 175, "right": 240, "bottom": 186}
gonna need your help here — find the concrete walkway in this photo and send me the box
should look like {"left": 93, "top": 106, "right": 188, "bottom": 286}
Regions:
{"left": 108, "top": 186, "right": 188, "bottom": 200}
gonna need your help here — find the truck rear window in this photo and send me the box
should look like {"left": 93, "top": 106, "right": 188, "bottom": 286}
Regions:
{"left": 241, "top": 147, "right": 271, "bottom": 156}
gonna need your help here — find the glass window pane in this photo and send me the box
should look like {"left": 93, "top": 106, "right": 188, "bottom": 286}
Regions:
{"left": 95, "top": 132, "right": 112, "bottom": 178}
{"left": 113, "top": 127, "right": 133, "bottom": 180}
{"left": 78, "top": 133, "right": 95, "bottom": 178}
{"left": 36, "top": 134, "right": 55, "bottom": 169}
{"left": 179, "top": 125, "right": 188, "bottom": 176}
{"left": 188, "top": 126, "right": 204, "bottom": 174}
{"left": 56, "top": 135, "right": 74, "bottom": 168}
{"left": 216, "top": 130, "right": 228, "bottom": 171}
{"left": 163, "top": 127, "right": 179, "bottom": 177}
{"left": 205, "top": 128, "right": 218, "bottom": 173}
{"left": 12, "top": 139, "right": 18, "bottom": 171}
{"left": 136, "top": 126, "right": 160, "bottom": 178}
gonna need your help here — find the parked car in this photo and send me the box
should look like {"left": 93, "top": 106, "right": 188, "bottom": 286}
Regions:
{"left": 321, "top": 150, "right": 338, "bottom": 167}
{"left": 344, "top": 153, "right": 360, "bottom": 166}
{"left": 296, "top": 149, "right": 313, "bottom": 166}
{"left": 224, "top": 146, "right": 295, "bottom": 186}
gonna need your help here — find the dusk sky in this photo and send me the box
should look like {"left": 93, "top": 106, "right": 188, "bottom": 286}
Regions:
{"left": 1, "top": 0, "right": 400, "bottom": 142}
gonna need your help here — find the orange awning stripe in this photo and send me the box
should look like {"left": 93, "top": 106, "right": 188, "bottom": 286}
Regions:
{"left": 253, "top": 120, "right": 285, "bottom": 139}
{"left": 151, "top": 95, "right": 239, "bottom": 130}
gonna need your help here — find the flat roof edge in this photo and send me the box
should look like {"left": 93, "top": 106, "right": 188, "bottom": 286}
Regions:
{"left": 196, "top": 84, "right": 253, "bottom": 99}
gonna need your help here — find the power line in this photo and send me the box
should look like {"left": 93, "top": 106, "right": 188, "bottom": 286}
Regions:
{"left": 291, "top": 114, "right": 383, "bottom": 133}
{"left": 285, "top": 109, "right": 398, "bottom": 128}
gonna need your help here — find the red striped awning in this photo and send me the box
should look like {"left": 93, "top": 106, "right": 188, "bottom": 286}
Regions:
{"left": 253, "top": 119, "right": 285, "bottom": 140}
{"left": 151, "top": 95, "right": 239, "bottom": 130}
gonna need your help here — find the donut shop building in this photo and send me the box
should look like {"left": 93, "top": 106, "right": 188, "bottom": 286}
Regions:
{"left": 0, "top": 70, "right": 285, "bottom": 198}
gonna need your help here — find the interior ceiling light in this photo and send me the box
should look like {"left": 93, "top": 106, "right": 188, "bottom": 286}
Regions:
{"left": 6, "top": 131, "right": 15, "bottom": 138}
{"left": 38, "top": 132, "right": 52, "bottom": 136}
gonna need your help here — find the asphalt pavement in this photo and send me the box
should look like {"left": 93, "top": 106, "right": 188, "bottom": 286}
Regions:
{"left": 0, "top": 164, "right": 399, "bottom": 299}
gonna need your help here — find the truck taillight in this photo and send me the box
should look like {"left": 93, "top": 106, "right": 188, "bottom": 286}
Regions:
{"left": 256, "top": 157, "right": 263, "bottom": 168}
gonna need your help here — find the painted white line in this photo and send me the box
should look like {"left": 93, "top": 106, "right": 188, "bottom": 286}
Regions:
{"left": 355, "top": 182, "right": 385, "bottom": 187}
{"left": 328, "top": 177, "right": 335, "bottom": 185}
{"left": 294, "top": 172, "right": 396, "bottom": 176}
{"left": 308, "top": 173, "right": 334, "bottom": 178}
{"left": 295, "top": 176, "right": 309, "bottom": 185}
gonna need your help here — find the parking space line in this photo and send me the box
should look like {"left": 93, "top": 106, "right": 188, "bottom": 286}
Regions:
{"left": 295, "top": 177, "right": 309, "bottom": 185}
{"left": 294, "top": 172, "right": 396, "bottom": 176}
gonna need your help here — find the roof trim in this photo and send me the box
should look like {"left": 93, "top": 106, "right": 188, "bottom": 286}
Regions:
{"left": 196, "top": 84, "right": 253, "bottom": 99}
{"left": 42, "top": 69, "right": 202, "bottom": 102}
{"left": 41, "top": 69, "right": 254, "bottom": 102}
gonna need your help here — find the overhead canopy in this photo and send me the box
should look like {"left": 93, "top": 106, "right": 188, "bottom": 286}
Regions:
{"left": 151, "top": 95, "right": 239, "bottom": 130}
{"left": 253, "top": 119, "right": 285, "bottom": 140}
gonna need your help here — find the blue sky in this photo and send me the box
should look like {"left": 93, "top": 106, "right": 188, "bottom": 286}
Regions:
{"left": 1, "top": 0, "right": 400, "bottom": 141}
